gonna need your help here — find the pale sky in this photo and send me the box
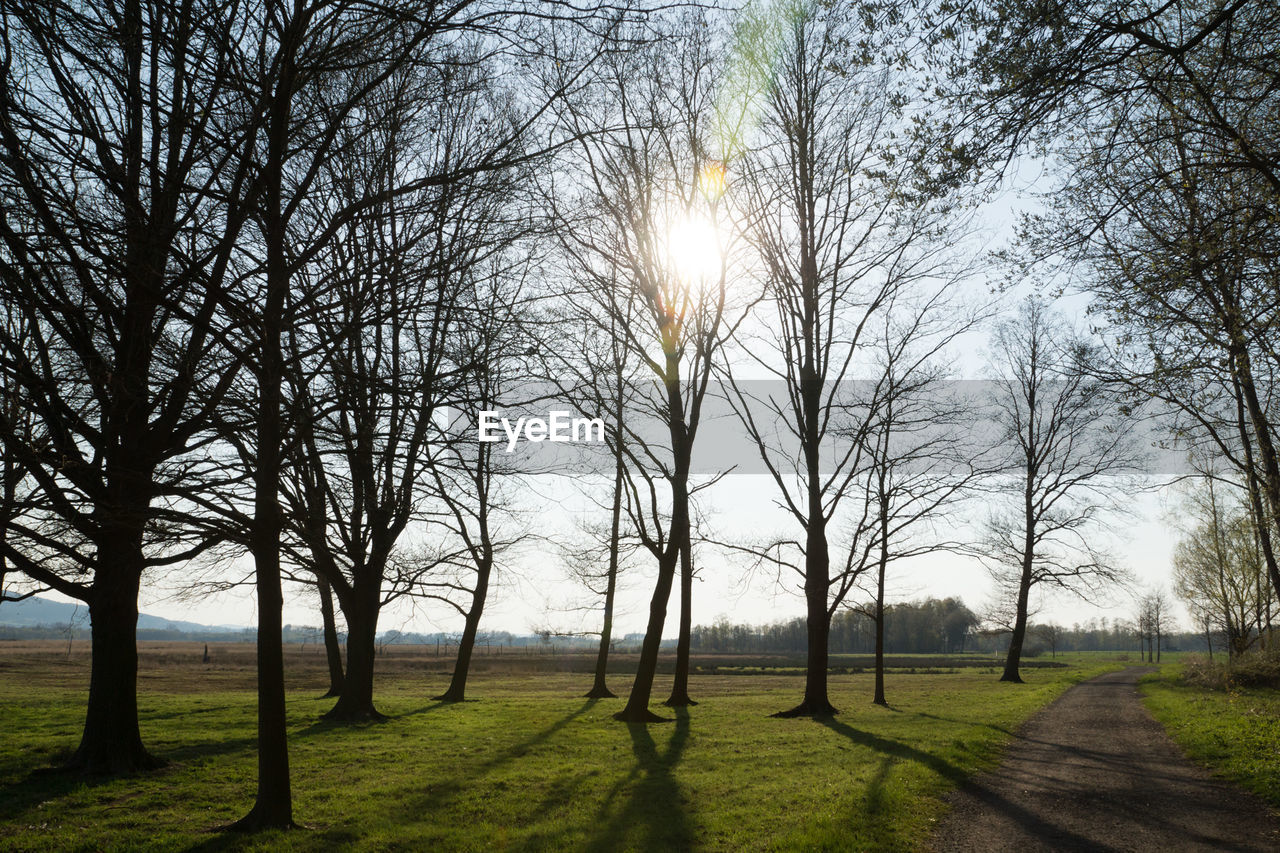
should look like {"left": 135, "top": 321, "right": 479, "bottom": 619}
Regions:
{"left": 25, "top": 165, "right": 1196, "bottom": 638}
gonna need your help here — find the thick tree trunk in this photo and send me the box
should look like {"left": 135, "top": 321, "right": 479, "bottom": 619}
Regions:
{"left": 437, "top": 557, "right": 492, "bottom": 703}
{"left": 68, "top": 565, "right": 158, "bottom": 774}
{"left": 325, "top": 591, "right": 383, "bottom": 720}
{"left": 775, "top": 493, "right": 836, "bottom": 716}
{"left": 317, "top": 574, "right": 344, "bottom": 698}
{"left": 664, "top": 537, "right": 696, "bottom": 707}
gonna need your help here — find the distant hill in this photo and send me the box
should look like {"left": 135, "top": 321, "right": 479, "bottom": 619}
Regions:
{"left": 0, "top": 594, "right": 240, "bottom": 633}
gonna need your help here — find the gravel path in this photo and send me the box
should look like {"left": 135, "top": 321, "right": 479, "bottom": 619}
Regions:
{"left": 928, "top": 667, "right": 1280, "bottom": 852}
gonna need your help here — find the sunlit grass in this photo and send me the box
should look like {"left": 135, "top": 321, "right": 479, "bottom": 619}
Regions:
{"left": 1140, "top": 666, "right": 1280, "bottom": 810}
{"left": 0, "top": 648, "right": 1129, "bottom": 851}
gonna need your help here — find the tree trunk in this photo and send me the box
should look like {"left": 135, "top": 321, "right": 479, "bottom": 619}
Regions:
{"left": 436, "top": 557, "right": 492, "bottom": 703}
{"left": 586, "top": 493, "right": 619, "bottom": 697}
{"left": 1001, "top": 564, "right": 1033, "bottom": 683}
{"left": 1228, "top": 342, "right": 1280, "bottom": 601}
{"left": 324, "top": 590, "right": 383, "bottom": 720}
{"left": 614, "top": 544, "right": 679, "bottom": 722}
{"left": 232, "top": 30, "right": 295, "bottom": 828}
{"left": 68, "top": 565, "right": 158, "bottom": 774}
{"left": 664, "top": 536, "right": 696, "bottom": 707}
{"left": 873, "top": 549, "right": 889, "bottom": 705}
{"left": 774, "top": 497, "right": 836, "bottom": 716}
{"left": 588, "top": 354, "right": 627, "bottom": 700}
{"left": 1233, "top": 373, "right": 1280, "bottom": 604}
{"left": 317, "top": 574, "right": 344, "bottom": 698}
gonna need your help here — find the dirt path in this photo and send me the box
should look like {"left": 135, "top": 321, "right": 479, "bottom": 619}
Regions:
{"left": 928, "top": 667, "right": 1280, "bottom": 852}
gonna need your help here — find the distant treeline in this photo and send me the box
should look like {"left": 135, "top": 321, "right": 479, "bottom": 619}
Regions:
{"left": 692, "top": 598, "right": 1213, "bottom": 656}
{"left": 693, "top": 598, "right": 978, "bottom": 655}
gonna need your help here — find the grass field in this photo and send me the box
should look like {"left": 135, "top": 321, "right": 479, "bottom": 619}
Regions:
{"left": 0, "top": 642, "right": 1133, "bottom": 851}
{"left": 1140, "top": 664, "right": 1280, "bottom": 810}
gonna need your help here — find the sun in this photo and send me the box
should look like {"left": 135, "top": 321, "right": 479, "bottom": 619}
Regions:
{"left": 663, "top": 211, "right": 724, "bottom": 284}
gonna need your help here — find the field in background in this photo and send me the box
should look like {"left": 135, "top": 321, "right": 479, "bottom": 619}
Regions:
{"left": 1, "top": 641, "right": 1130, "bottom": 851}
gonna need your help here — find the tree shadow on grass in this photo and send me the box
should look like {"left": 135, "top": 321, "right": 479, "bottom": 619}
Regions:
{"left": 0, "top": 734, "right": 260, "bottom": 827}
{"left": 816, "top": 716, "right": 1107, "bottom": 850}
{"left": 914, "top": 711, "right": 1013, "bottom": 736}
{"left": 397, "top": 698, "right": 464, "bottom": 718}
{"left": 584, "top": 707, "right": 692, "bottom": 853}
{"left": 816, "top": 716, "right": 965, "bottom": 784}
{"left": 391, "top": 698, "right": 601, "bottom": 818}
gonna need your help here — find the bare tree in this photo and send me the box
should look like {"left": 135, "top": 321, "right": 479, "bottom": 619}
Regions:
{"left": 545, "top": 10, "right": 739, "bottom": 721}
{"left": 0, "top": 0, "right": 263, "bottom": 774}
{"left": 723, "top": 0, "right": 973, "bottom": 715}
{"left": 275, "top": 45, "right": 528, "bottom": 721}
{"left": 426, "top": 273, "right": 534, "bottom": 704}
{"left": 980, "top": 298, "right": 1139, "bottom": 683}
{"left": 850, "top": 289, "right": 991, "bottom": 707}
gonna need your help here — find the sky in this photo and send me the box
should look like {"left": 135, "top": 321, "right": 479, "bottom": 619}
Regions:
{"left": 106, "top": 471, "right": 1185, "bottom": 639}
{"left": 13, "top": 158, "right": 1198, "bottom": 640}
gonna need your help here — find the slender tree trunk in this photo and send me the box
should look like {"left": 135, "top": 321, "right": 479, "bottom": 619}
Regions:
{"left": 317, "top": 575, "right": 344, "bottom": 698}
{"left": 873, "top": 547, "right": 889, "bottom": 706}
{"left": 588, "top": 378, "right": 627, "bottom": 699}
{"left": 1001, "top": 563, "right": 1033, "bottom": 683}
{"left": 68, "top": 559, "right": 158, "bottom": 773}
{"left": 614, "top": 544, "right": 679, "bottom": 722}
{"left": 437, "top": 557, "right": 492, "bottom": 703}
{"left": 665, "top": 536, "right": 696, "bottom": 707}
{"left": 1232, "top": 369, "right": 1280, "bottom": 602}
{"left": 615, "top": 358, "right": 690, "bottom": 723}
{"left": 232, "top": 30, "right": 296, "bottom": 828}
{"left": 1228, "top": 343, "right": 1280, "bottom": 601}
{"left": 616, "top": 472, "right": 687, "bottom": 723}
{"left": 873, "top": 486, "right": 892, "bottom": 706}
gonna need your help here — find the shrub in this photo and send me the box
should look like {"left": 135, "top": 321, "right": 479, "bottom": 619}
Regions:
{"left": 1181, "top": 649, "right": 1280, "bottom": 690}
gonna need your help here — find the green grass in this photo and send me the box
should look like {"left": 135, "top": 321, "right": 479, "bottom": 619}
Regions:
{"left": 1140, "top": 665, "right": 1280, "bottom": 809}
{"left": 0, "top": 648, "right": 1129, "bottom": 851}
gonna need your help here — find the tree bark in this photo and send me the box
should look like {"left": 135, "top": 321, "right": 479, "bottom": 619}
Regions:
{"left": 317, "top": 574, "right": 344, "bottom": 698}
{"left": 614, "top": 545, "right": 679, "bottom": 722}
{"left": 1002, "top": 563, "right": 1032, "bottom": 683}
{"left": 68, "top": 564, "right": 158, "bottom": 773}
{"left": 1227, "top": 339, "right": 1280, "bottom": 601}
{"left": 587, "top": 439, "right": 625, "bottom": 699}
{"left": 436, "top": 557, "right": 492, "bottom": 703}
{"left": 615, "top": 471, "right": 687, "bottom": 722}
{"left": 775, "top": 523, "right": 836, "bottom": 716}
{"left": 232, "top": 21, "right": 296, "bottom": 827}
{"left": 873, "top": 549, "right": 889, "bottom": 706}
{"left": 324, "top": 587, "right": 383, "bottom": 720}
{"left": 664, "top": 536, "right": 696, "bottom": 707}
